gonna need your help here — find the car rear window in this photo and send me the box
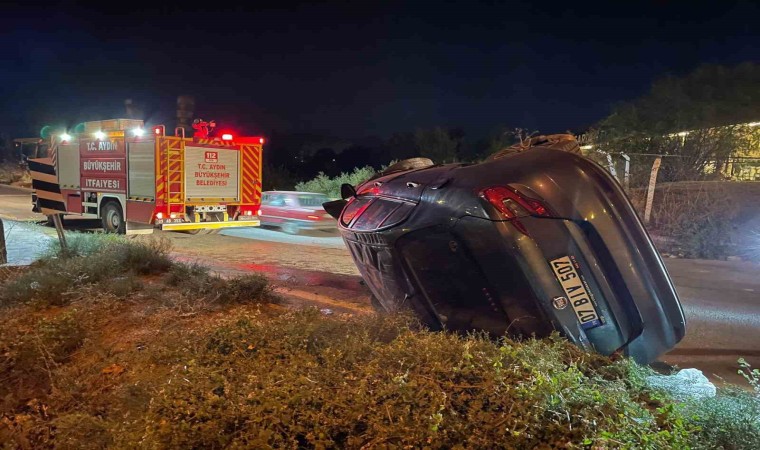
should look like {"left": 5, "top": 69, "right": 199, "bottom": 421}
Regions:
{"left": 352, "top": 198, "right": 401, "bottom": 231}
{"left": 297, "top": 194, "right": 329, "bottom": 207}
{"left": 341, "top": 197, "right": 415, "bottom": 231}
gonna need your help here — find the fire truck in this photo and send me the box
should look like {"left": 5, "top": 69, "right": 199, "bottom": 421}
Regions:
{"left": 29, "top": 119, "right": 263, "bottom": 234}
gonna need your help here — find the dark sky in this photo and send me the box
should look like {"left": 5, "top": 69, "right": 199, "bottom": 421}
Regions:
{"left": 1, "top": 0, "right": 759, "bottom": 140}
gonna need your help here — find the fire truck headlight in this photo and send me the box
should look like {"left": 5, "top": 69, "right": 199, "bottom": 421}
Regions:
{"left": 60, "top": 133, "right": 71, "bottom": 141}
{"left": 94, "top": 131, "right": 105, "bottom": 140}
{"left": 133, "top": 128, "right": 145, "bottom": 137}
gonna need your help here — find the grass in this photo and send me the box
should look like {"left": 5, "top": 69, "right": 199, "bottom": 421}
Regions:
{"left": 0, "top": 232, "right": 758, "bottom": 448}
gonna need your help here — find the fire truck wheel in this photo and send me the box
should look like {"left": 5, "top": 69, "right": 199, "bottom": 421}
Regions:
{"left": 101, "top": 202, "right": 125, "bottom": 234}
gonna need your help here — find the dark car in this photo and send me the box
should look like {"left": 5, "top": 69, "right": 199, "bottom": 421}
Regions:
{"left": 325, "top": 138, "right": 685, "bottom": 364}
{"left": 259, "top": 191, "right": 337, "bottom": 234}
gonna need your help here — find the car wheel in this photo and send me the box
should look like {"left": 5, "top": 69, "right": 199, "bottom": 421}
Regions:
{"left": 101, "top": 202, "right": 125, "bottom": 234}
{"left": 282, "top": 222, "right": 300, "bottom": 235}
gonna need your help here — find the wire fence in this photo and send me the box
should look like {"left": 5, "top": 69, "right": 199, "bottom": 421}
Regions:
{"left": 586, "top": 152, "right": 760, "bottom": 190}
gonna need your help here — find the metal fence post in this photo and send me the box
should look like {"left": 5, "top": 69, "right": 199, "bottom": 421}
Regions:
{"left": 644, "top": 156, "right": 662, "bottom": 225}
{"left": 605, "top": 152, "right": 618, "bottom": 179}
{"left": 52, "top": 214, "right": 68, "bottom": 253}
{"left": 621, "top": 153, "right": 631, "bottom": 193}
{"left": 0, "top": 219, "right": 6, "bottom": 264}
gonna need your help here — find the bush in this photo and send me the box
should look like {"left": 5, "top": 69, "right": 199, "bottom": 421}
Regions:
{"left": 632, "top": 182, "right": 741, "bottom": 258}
{"left": 680, "top": 387, "right": 760, "bottom": 450}
{"left": 0, "top": 234, "right": 172, "bottom": 307}
{"left": 0, "top": 311, "right": 85, "bottom": 408}
{"left": 140, "top": 312, "right": 694, "bottom": 448}
{"left": 167, "top": 262, "right": 277, "bottom": 306}
{"left": 295, "top": 166, "right": 377, "bottom": 199}
{"left": 1, "top": 301, "right": 759, "bottom": 449}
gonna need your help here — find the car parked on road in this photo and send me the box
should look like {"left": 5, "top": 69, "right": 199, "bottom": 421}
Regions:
{"left": 260, "top": 191, "right": 337, "bottom": 234}
{"left": 324, "top": 136, "right": 686, "bottom": 364}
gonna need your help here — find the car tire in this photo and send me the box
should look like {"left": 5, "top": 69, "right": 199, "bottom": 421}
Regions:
{"left": 282, "top": 222, "right": 300, "bottom": 235}
{"left": 101, "top": 201, "right": 125, "bottom": 234}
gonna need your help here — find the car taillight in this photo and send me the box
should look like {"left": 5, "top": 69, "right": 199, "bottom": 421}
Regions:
{"left": 481, "top": 186, "right": 553, "bottom": 219}
{"left": 307, "top": 215, "right": 321, "bottom": 220}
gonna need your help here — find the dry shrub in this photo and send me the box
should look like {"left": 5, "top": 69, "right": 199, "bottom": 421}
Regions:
{"left": 0, "top": 235, "right": 172, "bottom": 307}
{"left": 167, "top": 262, "right": 278, "bottom": 306}
{"left": 631, "top": 183, "right": 741, "bottom": 258}
{"left": 137, "top": 311, "right": 693, "bottom": 449}
{"left": 651, "top": 183, "right": 737, "bottom": 258}
{"left": 0, "top": 311, "right": 86, "bottom": 414}
{"left": 1, "top": 302, "right": 758, "bottom": 449}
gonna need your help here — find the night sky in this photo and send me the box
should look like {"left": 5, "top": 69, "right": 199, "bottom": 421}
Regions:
{"left": 2, "top": 0, "right": 759, "bottom": 140}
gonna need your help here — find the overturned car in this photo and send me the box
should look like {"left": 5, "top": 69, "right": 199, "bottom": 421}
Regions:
{"left": 324, "top": 135, "right": 685, "bottom": 364}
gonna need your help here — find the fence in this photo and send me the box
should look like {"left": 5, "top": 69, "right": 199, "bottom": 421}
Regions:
{"left": 584, "top": 151, "right": 760, "bottom": 225}
{"left": 588, "top": 152, "right": 760, "bottom": 189}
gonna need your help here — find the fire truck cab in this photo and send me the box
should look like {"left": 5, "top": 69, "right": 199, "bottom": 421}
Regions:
{"left": 30, "top": 119, "right": 263, "bottom": 234}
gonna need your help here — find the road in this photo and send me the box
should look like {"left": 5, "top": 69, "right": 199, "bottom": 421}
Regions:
{"left": 2, "top": 184, "right": 759, "bottom": 385}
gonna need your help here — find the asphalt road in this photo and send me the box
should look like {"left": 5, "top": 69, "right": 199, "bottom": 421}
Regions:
{"left": 2, "top": 183, "right": 759, "bottom": 385}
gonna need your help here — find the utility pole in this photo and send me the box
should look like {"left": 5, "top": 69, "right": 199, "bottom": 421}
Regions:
{"left": 176, "top": 95, "right": 195, "bottom": 135}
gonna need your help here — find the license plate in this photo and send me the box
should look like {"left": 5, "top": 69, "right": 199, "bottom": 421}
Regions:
{"left": 550, "top": 256, "right": 602, "bottom": 330}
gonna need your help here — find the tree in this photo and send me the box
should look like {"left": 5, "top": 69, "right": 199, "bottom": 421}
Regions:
{"left": 486, "top": 127, "right": 539, "bottom": 156}
{"left": 596, "top": 62, "right": 760, "bottom": 181}
{"left": 413, "top": 127, "right": 459, "bottom": 163}
{"left": 0, "top": 134, "right": 14, "bottom": 162}
{"left": 262, "top": 164, "right": 298, "bottom": 191}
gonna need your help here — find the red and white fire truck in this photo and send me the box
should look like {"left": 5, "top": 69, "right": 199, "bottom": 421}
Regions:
{"left": 29, "top": 119, "right": 263, "bottom": 234}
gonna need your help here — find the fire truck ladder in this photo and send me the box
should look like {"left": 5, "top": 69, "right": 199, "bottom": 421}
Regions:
{"left": 165, "top": 139, "right": 185, "bottom": 213}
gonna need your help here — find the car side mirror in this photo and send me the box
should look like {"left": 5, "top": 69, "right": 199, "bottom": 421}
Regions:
{"left": 340, "top": 183, "right": 356, "bottom": 200}
{"left": 323, "top": 199, "right": 347, "bottom": 220}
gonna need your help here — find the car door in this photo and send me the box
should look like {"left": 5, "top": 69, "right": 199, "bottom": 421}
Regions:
{"left": 260, "top": 193, "right": 287, "bottom": 225}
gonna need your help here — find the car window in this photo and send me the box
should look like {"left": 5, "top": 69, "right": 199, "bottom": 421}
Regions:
{"left": 283, "top": 196, "right": 295, "bottom": 206}
{"left": 297, "top": 194, "right": 330, "bottom": 207}
{"left": 268, "top": 194, "right": 285, "bottom": 206}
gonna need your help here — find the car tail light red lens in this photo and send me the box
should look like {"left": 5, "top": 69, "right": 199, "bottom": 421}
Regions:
{"left": 481, "top": 186, "right": 553, "bottom": 219}
{"left": 307, "top": 215, "right": 321, "bottom": 220}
